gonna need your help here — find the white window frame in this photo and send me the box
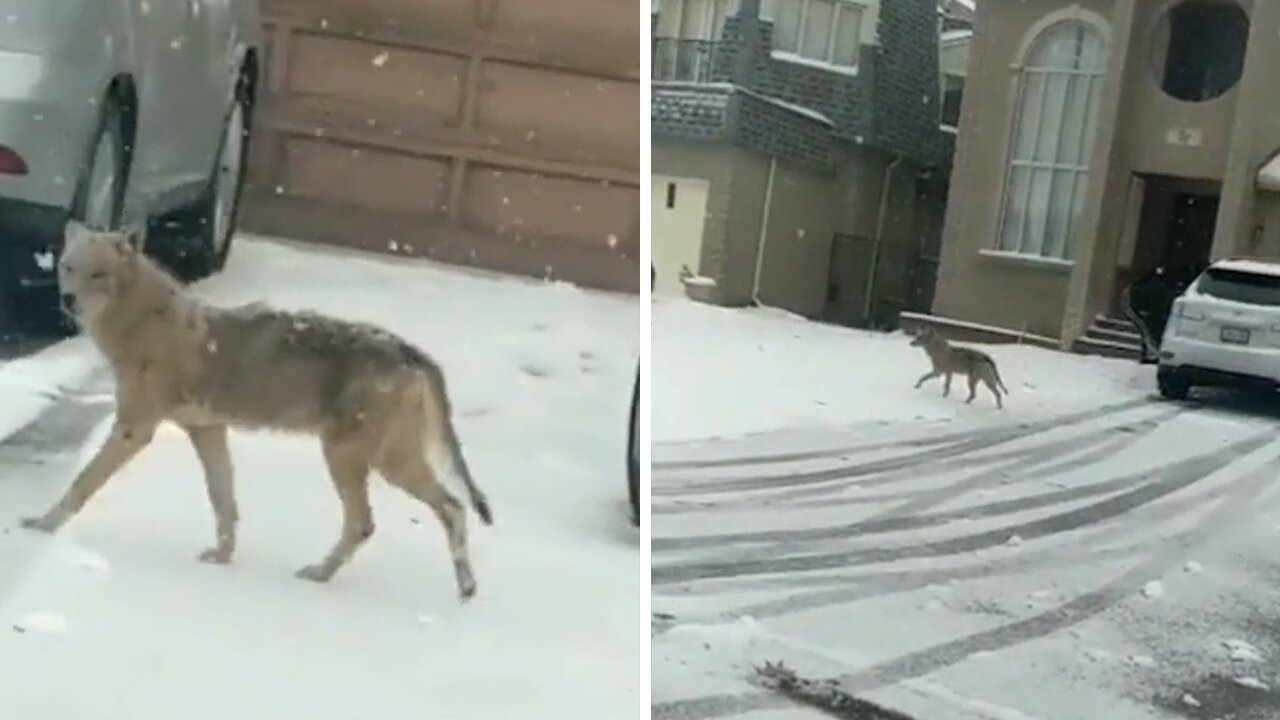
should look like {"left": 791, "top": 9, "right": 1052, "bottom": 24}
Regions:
{"left": 764, "top": 0, "right": 865, "bottom": 68}
{"left": 993, "top": 20, "right": 1108, "bottom": 263}
{"left": 669, "top": 0, "right": 739, "bottom": 40}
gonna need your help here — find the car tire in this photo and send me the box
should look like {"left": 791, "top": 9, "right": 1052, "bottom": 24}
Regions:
{"left": 627, "top": 367, "right": 639, "bottom": 528}
{"left": 1157, "top": 368, "right": 1190, "bottom": 401}
{"left": 166, "top": 80, "right": 251, "bottom": 281}
{"left": 27, "top": 96, "right": 128, "bottom": 336}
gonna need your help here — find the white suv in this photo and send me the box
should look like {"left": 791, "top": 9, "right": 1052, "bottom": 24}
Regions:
{"left": 1158, "top": 258, "right": 1280, "bottom": 400}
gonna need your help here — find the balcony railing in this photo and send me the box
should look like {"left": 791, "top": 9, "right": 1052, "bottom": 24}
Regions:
{"left": 653, "top": 38, "right": 724, "bottom": 83}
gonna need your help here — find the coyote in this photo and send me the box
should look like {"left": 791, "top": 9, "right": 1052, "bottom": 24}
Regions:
{"left": 21, "top": 222, "right": 492, "bottom": 600}
{"left": 910, "top": 328, "right": 1008, "bottom": 409}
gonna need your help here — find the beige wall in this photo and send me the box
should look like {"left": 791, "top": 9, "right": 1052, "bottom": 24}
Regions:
{"left": 933, "top": 0, "right": 1280, "bottom": 341}
{"left": 654, "top": 137, "right": 908, "bottom": 320}
{"left": 932, "top": 0, "right": 1100, "bottom": 338}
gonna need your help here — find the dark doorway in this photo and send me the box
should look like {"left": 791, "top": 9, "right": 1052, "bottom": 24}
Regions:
{"left": 1119, "top": 175, "right": 1220, "bottom": 345}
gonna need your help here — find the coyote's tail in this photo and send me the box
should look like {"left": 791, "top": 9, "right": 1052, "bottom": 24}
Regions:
{"left": 418, "top": 361, "right": 493, "bottom": 525}
{"left": 440, "top": 421, "right": 493, "bottom": 525}
{"left": 986, "top": 358, "right": 1009, "bottom": 395}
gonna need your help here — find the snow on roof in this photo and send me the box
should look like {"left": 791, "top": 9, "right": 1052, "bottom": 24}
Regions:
{"left": 1258, "top": 151, "right": 1280, "bottom": 193}
{"left": 941, "top": 29, "right": 973, "bottom": 45}
{"left": 739, "top": 86, "right": 834, "bottom": 126}
{"left": 1211, "top": 257, "right": 1280, "bottom": 277}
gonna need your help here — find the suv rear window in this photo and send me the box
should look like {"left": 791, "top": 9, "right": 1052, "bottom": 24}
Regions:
{"left": 1198, "top": 267, "right": 1280, "bottom": 306}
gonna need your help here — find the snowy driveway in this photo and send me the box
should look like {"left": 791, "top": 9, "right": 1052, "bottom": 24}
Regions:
{"left": 652, "top": 398, "right": 1280, "bottom": 720}
{"left": 0, "top": 237, "right": 642, "bottom": 719}
{"left": 652, "top": 299, "right": 1280, "bottom": 720}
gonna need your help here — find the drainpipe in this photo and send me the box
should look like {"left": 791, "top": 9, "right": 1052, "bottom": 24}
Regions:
{"left": 751, "top": 155, "right": 779, "bottom": 305}
{"left": 864, "top": 156, "right": 905, "bottom": 325}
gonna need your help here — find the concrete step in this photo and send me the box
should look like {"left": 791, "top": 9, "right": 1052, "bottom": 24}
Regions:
{"left": 1073, "top": 335, "right": 1143, "bottom": 361}
{"left": 1084, "top": 325, "right": 1142, "bottom": 347}
{"left": 1094, "top": 315, "right": 1138, "bottom": 334}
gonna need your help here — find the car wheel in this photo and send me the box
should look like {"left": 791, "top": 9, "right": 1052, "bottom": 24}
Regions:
{"left": 168, "top": 83, "right": 250, "bottom": 281}
{"left": 1157, "top": 368, "right": 1190, "bottom": 401}
{"left": 627, "top": 367, "right": 639, "bottom": 528}
{"left": 25, "top": 97, "right": 128, "bottom": 336}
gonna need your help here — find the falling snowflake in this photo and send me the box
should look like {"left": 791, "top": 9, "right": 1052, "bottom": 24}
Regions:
{"left": 314, "top": 127, "right": 325, "bottom": 138}
{"left": 372, "top": 51, "right": 390, "bottom": 67}
{"left": 274, "top": 185, "right": 284, "bottom": 194}
{"left": 320, "top": 18, "right": 328, "bottom": 29}
{"left": 367, "top": 118, "right": 377, "bottom": 127}
{"left": 170, "top": 38, "right": 184, "bottom": 50}
{"left": 387, "top": 240, "right": 399, "bottom": 252}
{"left": 5, "top": 15, "right": 15, "bottom": 23}
{"left": 606, "top": 234, "right": 618, "bottom": 248}
{"left": 525, "top": 130, "right": 536, "bottom": 141}
{"left": 501, "top": 197, "right": 510, "bottom": 205}
{"left": 206, "top": 341, "right": 218, "bottom": 354}
{"left": 32, "top": 251, "right": 54, "bottom": 271}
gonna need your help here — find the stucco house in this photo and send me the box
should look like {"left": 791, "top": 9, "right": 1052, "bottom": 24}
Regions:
{"left": 650, "top": 0, "right": 948, "bottom": 328}
{"left": 920, "top": 0, "right": 1280, "bottom": 357}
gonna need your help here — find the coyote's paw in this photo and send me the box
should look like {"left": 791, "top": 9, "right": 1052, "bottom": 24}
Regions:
{"left": 19, "top": 515, "right": 60, "bottom": 534}
{"left": 198, "top": 547, "right": 233, "bottom": 565}
{"left": 295, "top": 564, "right": 334, "bottom": 583}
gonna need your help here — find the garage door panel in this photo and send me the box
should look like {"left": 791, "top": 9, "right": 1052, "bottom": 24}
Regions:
{"left": 476, "top": 62, "right": 639, "bottom": 171}
{"left": 491, "top": 0, "right": 639, "bottom": 77}
{"left": 464, "top": 167, "right": 635, "bottom": 246}
{"left": 288, "top": 33, "right": 466, "bottom": 123}
{"left": 247, "top": 0, "right": 640, "bottom": 293}
{"left": 283, "top": 137, "right": 451, "bottom": 217}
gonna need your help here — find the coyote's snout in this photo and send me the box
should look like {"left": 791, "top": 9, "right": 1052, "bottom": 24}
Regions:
{"left": 910, "top": 328, "right": 1008, "bottom": 409}
{"left": 23, "top": 221, "right": 492, "bottom": 600}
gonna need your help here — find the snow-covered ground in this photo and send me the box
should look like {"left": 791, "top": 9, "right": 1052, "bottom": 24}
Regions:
{"left": 653, "top": 298, "right": 1280, "bottom": 720}
{"left": 654, "top": 297, "right": 1154, "bottom": 443}
{"left": 0, "top": 237, "right": 642, "bottom": 719}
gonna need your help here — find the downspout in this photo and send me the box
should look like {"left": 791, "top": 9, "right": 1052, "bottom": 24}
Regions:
{"left": 751, "top": 155, "right": 779, "bottom": 305}
{"left": 864, "top": 155, "right": 905, "bottom": 324}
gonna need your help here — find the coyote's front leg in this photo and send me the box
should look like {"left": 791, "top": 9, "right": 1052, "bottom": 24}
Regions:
{"left": 21, "top": 422, "right": 157, "bottom": 533}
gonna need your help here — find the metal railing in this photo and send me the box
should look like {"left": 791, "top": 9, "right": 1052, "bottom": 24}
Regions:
{"left": 653, "top": 38, "right": 724, "bottom": 83}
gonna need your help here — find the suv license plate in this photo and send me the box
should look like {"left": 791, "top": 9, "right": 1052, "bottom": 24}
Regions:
{"left": 1221, "top": 326, "right": 1251, "bottom": 345}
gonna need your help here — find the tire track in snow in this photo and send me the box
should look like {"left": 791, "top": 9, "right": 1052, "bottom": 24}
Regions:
{"left": 655, "top": 401, "right": 1157, "bottom": 498}
{"left": 655, "top": 399, "right": 1150, "bottom": 472}
{"left": 654, "top": 410, "right": 1172, "bottom": 551}
{"left": 652, "top": 447, "right": 1280, "bottom": 720}
{"left": 652, "top": 432, "right": 1272, "bottom": 584}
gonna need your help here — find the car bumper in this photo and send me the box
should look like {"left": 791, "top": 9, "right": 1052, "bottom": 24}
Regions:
{"left": 0, "top": 195, "right": 68, "bottom": 288}
{"left": 1159, "top": 335, "right": 1280, "bottom": 388}
{"left": 0, "top": 49, "right": 102, "bottom": 210}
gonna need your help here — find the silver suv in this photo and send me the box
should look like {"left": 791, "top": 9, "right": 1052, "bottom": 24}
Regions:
{"left": 0, "top": 0, "right": 262, "bottom": 329}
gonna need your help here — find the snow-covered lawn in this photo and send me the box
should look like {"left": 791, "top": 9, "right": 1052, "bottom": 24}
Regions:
{"left": 654, "top": 297, "right": 1154, "bottom": 443}
{"left": 652, "top": 298, "right": 1280, "bottom": 720}
{"left": 0, "top": 237, "right": 641, "bottom": 719}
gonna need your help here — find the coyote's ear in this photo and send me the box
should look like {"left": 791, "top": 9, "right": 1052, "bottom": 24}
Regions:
{"left": 118, "top": 225, "right": 146, "bottom": 255}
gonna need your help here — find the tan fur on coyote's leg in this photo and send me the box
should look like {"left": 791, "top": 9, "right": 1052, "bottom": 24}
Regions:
{"left": 21, "top": 422, "right": 157, "bottom": 532}
{"left": 987, "top": 378, "right": 1004, "bottom": 409}
{"left": 296, "top": 436, "right": 375, "bottom": 583}
{"left": 914, "top": 370, "right": 939, "bottom": 389}
{"left": 943, "top": 372, "right": 953, "bottom": 397}
{"left": 187, "top": 425, "right": 238, "bottom": 564}
{"left": 965, "top": 375, "right": 978, "bottom": 404}
{"left": 380, "top": 455, "right": 477, "bottom": 600}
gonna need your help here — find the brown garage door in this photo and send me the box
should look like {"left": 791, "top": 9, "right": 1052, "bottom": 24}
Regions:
{"left": 241, "top": 0, "right": 641, "bottom": 293}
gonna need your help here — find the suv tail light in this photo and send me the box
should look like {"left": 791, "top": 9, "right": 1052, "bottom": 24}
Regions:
{"left": 1176, "top": 302, "right": 1205, "bottom": 321}
{"left": 0, "top": 145, "right": 28, "bottom": 175}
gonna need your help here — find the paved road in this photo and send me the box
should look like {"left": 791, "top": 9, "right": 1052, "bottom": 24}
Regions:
{"left": 652, "top": 397, "right": 1280, "bottom": 720}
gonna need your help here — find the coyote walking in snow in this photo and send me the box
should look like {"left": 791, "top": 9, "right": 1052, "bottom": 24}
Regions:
{"left": 910, "top": 328, "right": 1008, "bottom": 409}
{"left": 21, "top": 221, "right": 492, "bottom": 600}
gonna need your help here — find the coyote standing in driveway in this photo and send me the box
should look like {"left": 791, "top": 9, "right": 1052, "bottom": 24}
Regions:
{"left": 910, "top": 328, "right": 1008, "bottom": 409}
{"left": 20, "top": 222, "right": 493, "bottom": 600}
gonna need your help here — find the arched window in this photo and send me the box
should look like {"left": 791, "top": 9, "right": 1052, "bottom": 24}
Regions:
{"left": 997, "top": 21, "right": 1107, "bottom": 260}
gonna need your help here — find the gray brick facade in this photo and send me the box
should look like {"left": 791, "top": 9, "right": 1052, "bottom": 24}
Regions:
{"left": 652, "top": 0, "right": 942, "bottom": 171}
